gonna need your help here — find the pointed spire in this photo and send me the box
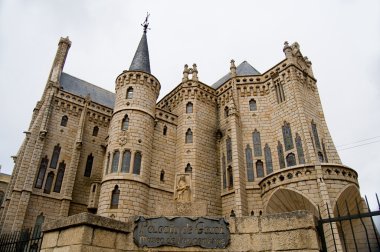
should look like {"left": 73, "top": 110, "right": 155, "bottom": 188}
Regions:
{"left": 129, "top": 32, "right": 151, "bottom": 73}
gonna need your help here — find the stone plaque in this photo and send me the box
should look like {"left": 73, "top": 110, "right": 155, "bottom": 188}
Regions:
{"left": 133, "top": 216, "right": 230, "bottom": 249}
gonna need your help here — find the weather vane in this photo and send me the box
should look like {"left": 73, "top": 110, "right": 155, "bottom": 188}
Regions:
{"left": 141, "top": 13, "right": 150, "bottom": 33}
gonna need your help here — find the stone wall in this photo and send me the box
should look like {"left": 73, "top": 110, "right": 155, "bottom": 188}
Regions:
{"left": 41, "top": 211, "right": 320, "bottom": 252}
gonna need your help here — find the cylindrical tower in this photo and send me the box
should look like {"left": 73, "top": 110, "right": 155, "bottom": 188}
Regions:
{"left": 97, "top": 29, "right": 160, "bottom": 221}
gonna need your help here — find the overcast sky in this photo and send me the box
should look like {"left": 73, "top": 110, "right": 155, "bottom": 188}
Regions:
{"left": 0, "top": 1, "right": 379, "bottom": 209}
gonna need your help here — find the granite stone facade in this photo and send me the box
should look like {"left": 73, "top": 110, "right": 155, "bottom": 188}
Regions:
{"left": 0, "top": 33, "right": 377, "bottom": 251}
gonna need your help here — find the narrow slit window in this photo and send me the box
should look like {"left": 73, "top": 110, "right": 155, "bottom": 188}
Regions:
{"left": 50, "top": 144, "right": 61, "bottom": 169}
{"left": 44, "top": 172, "right": 55, "bottom": 194}
{"left": 53, "top": 161, "right": 66, "bottom": 193}
{"left": 160, "top": 170, "right": 165, "bottom": 182}
{"left": 110, "top": 185, "right": 120, "bottom": 209}
{"left": 222, "top": 155, "right": 227, "bottom": 189}
{"left": 84, "top": 154, "right": 94, "bottom": 177}
{"left": 35, "top": 156, "right": 49, "bottom": 189}
{"left": 295, "top": 133, "right": 305, "bottom": 164}
{"left": 245, "top": 145, "right": 254, "bottom": 182}
{"left": 227, "top": 166, "right": 233, "bottom": 188}
{"left": 253, "top": 130, "right": 262, "bottom": 156}
{"left": 277, "top": 141, "right": 285, "bottom": 169}
{"left": 264, "top": 144, "right": 273, "bottom": 175}
{"left": 282, "top": 121, "right": 294, "bottom": 151}
{"left": 224, "top": 106, "right": 229, "bottom": 118}
{"left": 163, "top": 125, "right": 167, "bottom": 135}
{"left": 311, "top": 121, "right": 321, "bottom": 149}
{"left": 226, "top": 137, "right": 232, "bottom": 163}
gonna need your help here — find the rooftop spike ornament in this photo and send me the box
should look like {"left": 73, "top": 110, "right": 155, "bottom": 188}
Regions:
{"left": 142, "top": 13, "right": 150, "bottom": 33}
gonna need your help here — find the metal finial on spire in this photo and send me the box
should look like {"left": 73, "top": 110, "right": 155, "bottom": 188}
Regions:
{"left": 141, "top": 13, "right": 150, "bottom": 33}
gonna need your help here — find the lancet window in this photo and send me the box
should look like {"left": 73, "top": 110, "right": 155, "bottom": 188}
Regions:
{"left": 286, "top": 153, "right": 296, "bottom": 167}
{"left": 60, "top": 115, "right": 68, "bottom": 127}
{"left": 133, "top": 152, "right": 142, "bottom": 175}
{"left": 186, "top": 102, "right": 193, "bottom": 113}
{"left": 256, "top": 160, "right": 264, "bottom": 178}
{"left": 295, "top": 133, "right": 305, "bottom": 164}
{"left": 126, "top": 87, "right": 133, "bottom": 99}
{"left": 111, "top": 151, "right": 120, "bottom": 173}
{"left": 185, "top": 129, "right": 193, "bottom": 143}
{"left": 35, "top": 156, "right": 49, "bottom": 189}
{"left": 245, "top": 145, "right": 254, "bottom": 182}
{"left": 277, "top": 141, "right": 285, "bottom": 169}
{"left": 84, "top": 154, "right": 94, "bottom": 177}
{"left": 253, "top": 129, "right": 262, "bottom": 156}
{"left": 282, "top": 121, "right": 294, "bottom": 151}
{"left": 110, "top": 185, "right": 120, "bottom": 209}
{"left": 226, "top": 137, "right": 232, "bottom": 163}
{"left": 121, "top": 115, "right": 129, "bottom": 130}
{"left": 44, "top": 172, "right": 54, "bottom": 194}
{"left": 249, "top": 99, "right": 257, "bottom": 111}
{"left": 50, "top": 144, "right": 61, "bottom": 169}
{"left": 264, "top": 144, "right": 273, "bottom": 175}
{"left": 121, "top": 150, "right": 131, "bottom": 173}
{"left": 53, "top": 161, "right": 66, "bottom": 193}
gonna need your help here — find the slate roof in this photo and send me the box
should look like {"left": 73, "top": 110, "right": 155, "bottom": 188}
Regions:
{"left": 129, "top": 32, "right": 151, "bottom": 74}
{"left": 59, "top": 72, "right": 115, "bottom": 108}
{"left": 212, "top": 61, "right": 261, "bottom": 89}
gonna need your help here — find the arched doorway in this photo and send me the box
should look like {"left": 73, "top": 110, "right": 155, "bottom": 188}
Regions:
{"left": 265, "top": 188, "right": 318, "bottom": 217}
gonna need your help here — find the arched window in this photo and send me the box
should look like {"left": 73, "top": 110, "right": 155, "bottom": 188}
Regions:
{"left": 295, "top": 133, "right": 305, "bottom": 164}
{"left": 186, "top": 102, "right": 193, "bottom": 113}
{"left": 111, "top": 151, "right": 120, "bottom": 173}
{"left": 121, "top": 150, "right": 131, "bottom": 173}
{"left": 249, "top": 99, "right": 257, "bottom": 111}
{"left": 286, "top": 153, "right": 296, "bottom": 167}
{"left": 253, "top": 129, "right": 262, "bottom": 156}
{"left": 311, "top": 120, "right": 321, "bottom": 149}
{"left": 224, "top": 106, "right": 229, "bottom": 118}
{"left": 121, "top": 115, "right": 129, "bottom": 130}
{"left": 277, "top": 141, "right": 285, "bottom": 169}
{"left": 44, "top": 172, "right": 55, "bottom": 194}
{"left": 35, "top": 156, "right": 49, "bottom": 189}
{"left": 274, "top": 80, "right": 285, "bottom": 103}
{"left": 264, "top": 144, "right": 273, "bottom": 175}
{"left": 92, "top": 126, "right": 99, "bottom": 136}
{"left": 245, "top": 145, "right": 254, "bottom": 182}
{"left": 185, "top": 129, "right": 193, "bottom": 143}
{"left": 185, "top": 163, "right": 192, "bottom": 173}
{"left": 126, "top": 87, "right": 133, "bottom": 99}
{"left": 54, "top": 161, "right": 66, "bottom": 193}
{"left": 227, "top": 166, "right": 233, "bottom": 188}
{"left": 50, "top": 144, "right": 61, "bottom": 168}
{"left": 222, "top": 155, "right": 227, "bottom": 189}
{"left": 160, "top": 170, "right": 165, "bottom": 182}
{"left": 0, "top": 191, "right": 4, "bottom": 206}
{"left": 60, "top": 115, "right": 68, "bottom": 127}
{"left": 282, "top": 122, "right": 294, "bottom": 151}
{"left": 84, "top": 154, "right": 94, "bottom": 177}
{"left": 318, "top": 151, "right": 324, "bottom": 163}
{"left": 33, "top": 213, "right": 45, "bottom": 238}
{"left": 163, "top": 125, "right": 167, "bottom": 135}
{"left": 110, "top": 185, "right": 120, "bottom": 209}
{"left": 226, "top": 137, "right": 232, "bottom": 163}
{"left": 256, "top": 160, "right": 264, "bottom": 178}
{"left": 133, "top": 152, "right": 142, "bottom": 175}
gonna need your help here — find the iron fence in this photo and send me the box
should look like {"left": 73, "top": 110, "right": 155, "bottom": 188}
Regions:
{"left": 318, "top": 194, "right": 380, "bottom": 252}
{"left": 0, "top": 227, "right": 43, "bottom": 252}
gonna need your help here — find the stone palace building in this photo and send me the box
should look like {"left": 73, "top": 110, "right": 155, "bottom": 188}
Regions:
{"left": 0, "top": 26, "right": 378, "bottom": 251}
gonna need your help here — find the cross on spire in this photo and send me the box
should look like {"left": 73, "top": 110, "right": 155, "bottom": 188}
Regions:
{"left": 142, "top": 13, "right": 150, "bottom": 33}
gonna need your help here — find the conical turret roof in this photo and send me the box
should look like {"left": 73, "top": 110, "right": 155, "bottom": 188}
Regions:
{"left": 129, "top": 32, "right": 151, "bottom": 74}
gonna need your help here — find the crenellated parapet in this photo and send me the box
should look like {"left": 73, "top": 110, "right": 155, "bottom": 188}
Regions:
{"left": 115, "top": 71, "right": 160, "bottom": 98}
